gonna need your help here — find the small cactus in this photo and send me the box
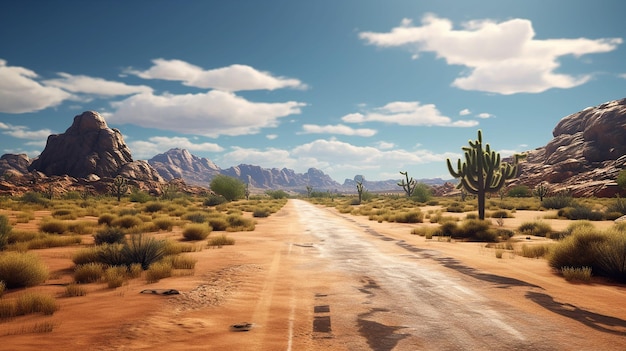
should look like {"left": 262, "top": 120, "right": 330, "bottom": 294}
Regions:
{"left": 397, "top": 171, "right": 417, "bottom": 197}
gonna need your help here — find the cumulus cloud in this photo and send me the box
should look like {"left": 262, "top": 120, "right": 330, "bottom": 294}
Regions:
{"left": 222, "top": 147, "right": 295, "bottom": 169}
{"left": 126, "top": 136, "right": 223, "bottom": 159}
{"left": 43, "top": 73, "right": 153, "bottom": 96}
{"left": 0, "top": 59, "right": 73, "bottom": 113}
{"left": 459, "top": 108, "right": 471, "bottom": 116}
{"left": 300, "top": 124, "right": 377, "bottom": 137}
{"left": 0, "top": 123, "right": 55, "bottom": 140}
{"left": 107, "top": 90, "right": 305, "bottom": 137}
{"left": 127, "top": 58, "right": 307, "bottom": 91}
{"left": 477, "top": 113, "right": 493, "bottom": 119}
{"left": 341, "top": 101, "right": 477, "bottom": 127}
{"left": 266, "top": 134, "right": 278, "bottom": 140}
{"left": 375, "top": 141, "right": 395, "bottom": 149}
{"left": 360, "top": 14, "right": 622, "bottom": 94}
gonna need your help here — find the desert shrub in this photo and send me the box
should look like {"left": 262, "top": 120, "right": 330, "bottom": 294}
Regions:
{"left": 0, "top": 215, "right": 11, "bottom": 250}
{"left": 15, "top": 211, "right": 35, "bottom": 223}
{"left": 152, "top": 217, "right": 175, "bottom": 231}
{"left": 145, "top": 261, "right": 172, "bottom": 283}
{"left": 111, "top": 215, "right": 142, "bottom": 229}
{"left": 0, "top": 252, "right": 49, "bottom": 288}
{"left": 465, "top": 213, "right": 478, "bottom": 220}
{"left": 591, "top": 228, "right": 626, "bottom": 281}
{"left": 541, "top": 193, "right": 574, "bottom": 209}
{"left": 549, "top": 228, "right": 607, "bottom": 272}
{"left": 64, "top": 283, "right": 87, "bottom": 297}
{"left": 517, "top": 221, "right": 552, "bottom": 237}
{"left": 104, "top": 266, "right": 127, "bottom": 288}
{"left": 97, "top": 213, "right": 117, "bottom": 226}
{"left": 118, "top": 208, "right": 139, "bottom": 216}
{"left": 128, "top": 263, "right": 143, "bottom": 278}
{"left": 605, "top": 212, "right": 624, "bottom": 221}
{"left": 208, "top": 234, "right": 235, "bottom": 247}
{"left": 182, "top": 211, "right": 208, "bottom": 223}
{"left": 494, "top": 228, "right": 515, "bottom": 239}
{"left": 253, "top": 208, "right": 271, "bottom": 218}
{"left": 226, "top": 215, "right": 255, "bottom": 231}
{"left": 19, "top": 192, "right": 49, "bottom": 206}
{"left": 410, "top": 183, "right": 432, "bottom": 203}
{"left": 167, "top": 255, "right": 197, "bottom": 269}
{"left": 72, "top": 247, "right": 101, "bottom": 265}
{"left": 129, "top": 189, "right": 152, "bottom": 203}
{"left": 67, "top": 220, "right": 96, "bottom": 234}
{"left": 394, "top": 211, "right": 423, "bottom": 223}
{"left": 266, "top": 190, "right": 289, "bottom": 199}
{"left": 144, "top": 202, "right": 164, "bottom": 213}
{"left": 558, "top": 205, "right": 604, "bottom": 221}
{"left": 0, "top": 281, "right": 5, "bottom": 297}
{"left": 0, "top": 299, "right": 17, "bottom": 318}
{"left": 39, "top": 219, "right": 68, "bottom": 234}
{"left": 182, "top": 223, "right": 211, "bottom": 241}
{"left": 454, "top": 219, "right": 495, "bottom": 241}
{"left": 94, "top": 227, "right": 126, "bottom": 245}
{"left": 488, "top": 210, "right": 510, "bottom": 219}
{"left": 558, "top": 221, "right": 595, "bottom": 240}
{"left": 507, "top": 185, "right": 532, "bottom": 197}
{"left": 446, "top": 203, "right": 464, "bottom": 213}
{"left": 122, "top": 234, "right": 166, "bottom": 270}
{"left": 210, "top": 175, "right": 245, "bottom": 201}
{"left": 15, "top": 293, "right": 58, "bottom": 315}
{"left": 439, "top": 221, "right": 458, "bottom": 237}
{"left": 561, "top": 266, "right": 592, "bottom": 282}
{"left": 74, "top": 262, "right": 105, "bottom": 283}
{"left": 520, "top": 244, "right": 552, "bottom": 258}
{"left": 607, "top": 195, "right": 626, "bottom": 215}
{"left": 204, "top": 195, "right": 228, "bottom": 206}
{"left": 207, "top": 216, "right": 228, "bottom": 231}
{"left": 51, "top": 208, "right": 77, "bottom": 220}
{"left": 26, "top": 235, "right": 82, "bottom": 249}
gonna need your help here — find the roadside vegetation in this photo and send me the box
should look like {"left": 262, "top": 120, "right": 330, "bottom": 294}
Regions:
{"left": 0, "top": 189, "right": 287, "bottom": 331}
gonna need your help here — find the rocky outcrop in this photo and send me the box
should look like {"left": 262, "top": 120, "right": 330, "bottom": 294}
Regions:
{"left": 509, "top": 98, "right": 626, "bottom": 197}
{"left": 28, "top": 111, "right": 162, "bottom": 182}
{"left": 221, "top": 165, "right": 342, "bottom": 190}
{"left": 0, "top": 153, "right": 30, "bottom": 177}
{"left": 148, "top": 148, "right": 220, "bottom": 185}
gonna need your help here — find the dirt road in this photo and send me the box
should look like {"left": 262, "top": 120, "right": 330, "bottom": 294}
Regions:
{"left": 4, "top": 199, "right": 626, "bottom": 351}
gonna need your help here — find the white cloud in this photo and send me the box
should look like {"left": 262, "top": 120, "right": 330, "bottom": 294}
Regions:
{"left": 341, "top": 101, "right": 478, "bottom": 127}
{"left": 107, "top": 90, "right": 305, "bottom": 137}
{"left": 360, "top": 14, "right": 623, "bottom": 94}
{"left": 127, "top": 58, "right": 307, "bottom": 91}
{"left": 300, "top": 124, "right": 377, "bottom": 137}
{"left": 0, "top": 59, "right": 73, "bottom": 113}
{"left": 266, "top": 134, "right": 278, "bottom": 140}
{"left": 222, "top": 147, "right": 294, "bottom": 169}
{"left": 477, "top": 113, "right": 493, "bottom": 119}
{"left": 459, "top": 108, "right": 471, "bottom": 116}
{"left": 44, "top": 73, "right": 153, "bottom": 96}
{"left": 127, "top": 136, "right": 223, "bottom": 159}
{"left": 620, "top": 73, "right": 626, "bottom": 79}
{"left": 0, "top": 123, "right": 54, "bottom": 140}
{"left": 375, "top": 141, "right": 395, "bottom": 149}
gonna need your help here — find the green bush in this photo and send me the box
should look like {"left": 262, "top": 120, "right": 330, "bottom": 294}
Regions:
{"left": 182, "top": 223, "right": 211, "bottom": 241}
{"left": 19, "top": 192, "right": 49, "bottom": 206}
{"left": 541, "top": 193, "right": 573, "bottom": 209}
{"left": 410, "top": 183, "right": 432, "bottom": 203}
{"left": 0, "top": 252, "right": 49, "bottom": 288}
{"left": 507, "top": 185, "right": 532, "bottom": 197}
{"left": 266, "top": 190, "right": 289, "bottom": 199}
{"left": 607, "top": 195, "right": 626, "bottom": 215}
{"left": 558, "top": 205, "right": 604, "bottom": 221}
{"left": 94, "top": 227, "right": 126, "bottom": 245}
{"left": 129, "top": 189, "right": 152, "bottom": 203}
{"left": 210, "top": 175, "right": 245, "bottom": 201}
{"left": 549, "top": 227, "right": 607, "bottom": 273}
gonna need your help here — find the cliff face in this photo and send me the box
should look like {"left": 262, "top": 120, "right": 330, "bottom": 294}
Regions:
{"left": 510, "top": 98, "right": 626, "bottom": 197}
{"left": 148, "top": 148, "right": 220, "bottom": 186}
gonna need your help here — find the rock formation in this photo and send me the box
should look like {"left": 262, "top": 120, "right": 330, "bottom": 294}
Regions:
{"left": 0, "top": 153, "right": 30, "bottom": 177}
{"left": 28, "top": 111, "right": 162, "bottom": 182}
{"left": 509, "top": 98, "right": 626, "bottom": 197}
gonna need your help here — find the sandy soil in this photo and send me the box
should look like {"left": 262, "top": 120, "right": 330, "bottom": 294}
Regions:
{"left": 2, "top": 200, "right": 626, "bottom": 350}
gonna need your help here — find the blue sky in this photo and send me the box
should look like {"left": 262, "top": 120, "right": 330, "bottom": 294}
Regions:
{"left": 1, "top": 0, "right": 625, "bottom": 182}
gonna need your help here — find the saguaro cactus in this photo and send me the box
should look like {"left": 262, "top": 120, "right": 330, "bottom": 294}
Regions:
{"left": 355, "top": 175, "right": 365, "bottom": 204}
{"left": 398, "top": 171, "right": 417, "bottom": 197}
{"left": 446, "top": 130, "right": 523, "bottom": 220}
